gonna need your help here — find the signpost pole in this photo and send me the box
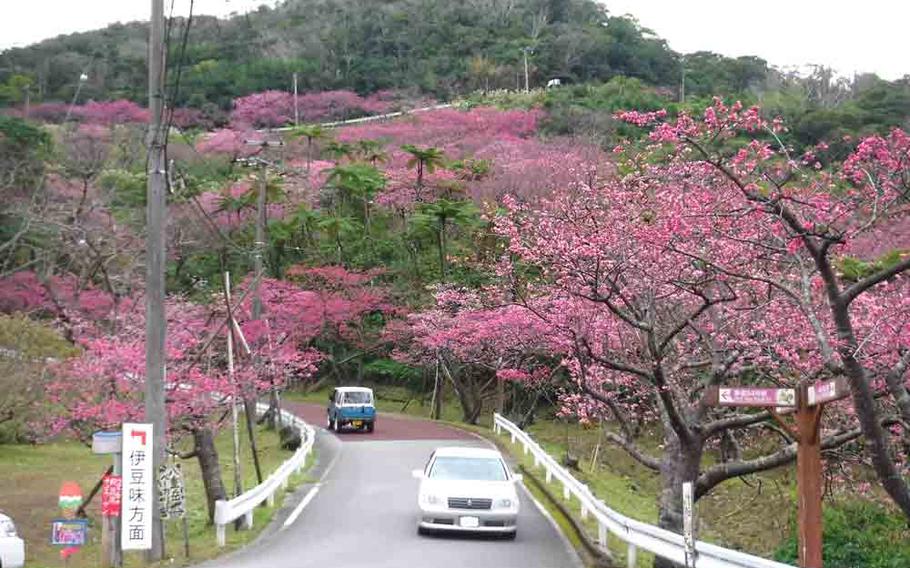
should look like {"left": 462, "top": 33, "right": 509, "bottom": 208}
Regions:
{"left": 796, "top": 388, "right": 824, "bottom": 568}
{"left": 705, "top": 379, "right": 849, "bottom": 568}
{"left": 682, "top": 481, "right": 695, "bottom": 568}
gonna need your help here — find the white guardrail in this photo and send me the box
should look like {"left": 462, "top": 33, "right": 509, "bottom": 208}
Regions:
{"left": 493, "top": 413, "right": 794, "bottom": 568}
{"left": 213, "top": 403, "right": 315, "bottom": 546}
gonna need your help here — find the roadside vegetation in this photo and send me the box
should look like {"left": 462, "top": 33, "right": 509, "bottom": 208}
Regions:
{"left": 1, "top": 2, "right": 909, "bottom": 566}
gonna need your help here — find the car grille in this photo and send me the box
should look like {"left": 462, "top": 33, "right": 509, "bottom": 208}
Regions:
{"left": 447, "top": 497, "right": 492, "bottom": 510}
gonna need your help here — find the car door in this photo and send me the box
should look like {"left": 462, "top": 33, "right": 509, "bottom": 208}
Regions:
{"left": 327, "top": 389, "right": 337, "bottom": 422}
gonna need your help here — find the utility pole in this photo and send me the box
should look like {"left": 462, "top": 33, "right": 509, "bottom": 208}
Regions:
{"left": 293, "top": 72, "right": 299, "bottom": 127}
{"left": 253, "top": 164, "right": 267, "bottom": 319}
{"left": 23, "top": 84, "right": 31, "bottom": 119}
{"left": 680, "top": 61, "right": 686, "bottom": 104}
{"left": 522, "top": 47, "right": 531, "bottom": 93}
{"left": 145, "top": 0, "right": 167, "bottom": 561}
{"left": 223, "top": 272, "right": 244, "bottom": 511}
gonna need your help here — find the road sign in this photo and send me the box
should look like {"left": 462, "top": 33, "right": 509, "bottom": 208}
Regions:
{"left": 51, "top": 519, "right": 88, "bottom": 546}
{"left": 682, "top": 482, "right": 695, "bottom": 567}
{"left": 712, "top": 386, "right": 797, "bottom": 407}
{"left": 158, "top": 464, "right": 186, "bottom": 520}
{"left": 121, "top": 423, "right": 153, "bottom": 551}
{"left": 92, "top": 431, "right": 123, "bottom": 455}
{"left": 807, "top": 378, "right": 849, "bottom": 406}
{"left": 101, "top": 474, "right": 122, "bottom": 517}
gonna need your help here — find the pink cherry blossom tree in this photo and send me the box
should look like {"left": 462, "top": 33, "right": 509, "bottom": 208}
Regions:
{"left": 609, "top": 100, "right": 910, "bottom": 522}
{"left": 493, "top": 101, "right": 910, "bottom": 551}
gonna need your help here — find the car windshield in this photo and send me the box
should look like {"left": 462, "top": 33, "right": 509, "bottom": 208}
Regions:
{"left": 428, "top": 456, "right": 507, "bottom": 481}
{"left": 343, "top": 391, "right": 372, "bottom": 404}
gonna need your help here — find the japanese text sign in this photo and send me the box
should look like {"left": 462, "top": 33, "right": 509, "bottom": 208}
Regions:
{"left": 158, "top": 464, "right": 186, "bottom": 520}
{"left": 101, "top": 474, "right": 122, "bottom": 517}
{"left": 120, "top": 423, "right": 153, "bottom": 550}
{"left": 51, "top": 519, "right": 88, "bottom": 546}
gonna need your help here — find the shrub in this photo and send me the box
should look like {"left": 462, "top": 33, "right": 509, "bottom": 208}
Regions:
{"left": 774, "top": 501, "right": 910, "bottom": 568}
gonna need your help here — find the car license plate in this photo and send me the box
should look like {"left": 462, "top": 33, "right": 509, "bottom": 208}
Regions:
{"left": 459, "top": 516, "right": 479, "bottom": 528}
{"left": 352, "top": 420, "right": 363, "bottom": 427}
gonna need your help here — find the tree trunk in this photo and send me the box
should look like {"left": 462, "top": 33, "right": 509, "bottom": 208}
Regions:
{"left": 830, "top": 300, "right": 910, "bottom": 520}
{"left": 437, "top": 220, "right": 447, "bottom": 281}
{"left": 654, "top": 433, "right": 703, "bottom": 568}
{"left": 193, "top": 428, "right": 227, "bottom": 523}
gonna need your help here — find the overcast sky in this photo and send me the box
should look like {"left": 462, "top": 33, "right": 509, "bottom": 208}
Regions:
{"left": 1, "top": 0, "right": 907, "bottom": 80}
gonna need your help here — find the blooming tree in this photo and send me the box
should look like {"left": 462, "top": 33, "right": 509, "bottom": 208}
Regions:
{"left": 613, "top": 100, "right": 910, "bottom": 521}
{"left": 494, "top": 100, "right": 910, "bottom": 549}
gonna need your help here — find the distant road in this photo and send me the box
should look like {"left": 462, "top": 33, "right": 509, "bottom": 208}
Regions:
{"left": 199, "top": 403, "right": 581, "bottom": 568}
{"left": 263, "top": 103, "right": 455, "bottom": 133}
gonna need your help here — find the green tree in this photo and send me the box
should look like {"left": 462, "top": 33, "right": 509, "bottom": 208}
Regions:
{"left": 401, "top": 144, "right": 446, "bottom": 197}
{"left": 290, "top": 124, "right": 326, "bottom": 173}
{"left": 409, "top": 198, "right": 478, "bottom": 281}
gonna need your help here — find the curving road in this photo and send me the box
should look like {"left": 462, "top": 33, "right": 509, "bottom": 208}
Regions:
{"left": 202, "top": 404, "right": 581, "bottom": 568}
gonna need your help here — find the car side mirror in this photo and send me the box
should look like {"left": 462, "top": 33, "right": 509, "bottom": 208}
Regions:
{"left": 411, "top": 469, "right": 425, "bottom": 479}
{"left": 511, "top": 474, "right": 523, "bottom": 483}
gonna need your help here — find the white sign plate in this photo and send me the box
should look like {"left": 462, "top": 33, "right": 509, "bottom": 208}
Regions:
{"left": 120, "top": 423, "right": 153, "bottom": 550}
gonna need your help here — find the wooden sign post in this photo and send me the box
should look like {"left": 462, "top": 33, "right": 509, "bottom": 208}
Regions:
{"left": 705, "top": 378, "right": 850, "bottom": 568}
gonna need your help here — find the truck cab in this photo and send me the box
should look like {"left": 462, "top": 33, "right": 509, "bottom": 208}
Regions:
{"left": 327, "top": 387, "right": 376, "bottom": 433}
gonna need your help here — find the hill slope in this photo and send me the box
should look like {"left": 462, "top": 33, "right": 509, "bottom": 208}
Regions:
{"left": 0, "top": 0, "right": 685, "bottom": 106}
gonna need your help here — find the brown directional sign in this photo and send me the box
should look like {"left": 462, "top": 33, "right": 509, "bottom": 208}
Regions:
{"left": 806, "top": 378, "right": 849, "bottom": 406}
{"left": 704, "top": 386, "right": 797, "bottom": 407}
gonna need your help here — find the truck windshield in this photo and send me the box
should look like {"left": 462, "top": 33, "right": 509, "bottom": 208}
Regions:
{"left": 343, "top": 392, "right": 372, "bottom": 404}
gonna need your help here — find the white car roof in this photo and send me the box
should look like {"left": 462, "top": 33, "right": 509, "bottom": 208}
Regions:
{"left": 433, "top": 446, "right": 503, "bottom": 459}
{"left": 0, "top": 512, "right": 11, "bottom": 522}
{"left": 335, "top": 386, "right": 373, "bottom": 393}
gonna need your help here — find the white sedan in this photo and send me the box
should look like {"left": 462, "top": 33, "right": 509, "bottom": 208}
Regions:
{"left": 0, "top": 511, "right": 24, "bottom": 568}
{"left": 412, "top": 446, "right": 521, "bottom": 539}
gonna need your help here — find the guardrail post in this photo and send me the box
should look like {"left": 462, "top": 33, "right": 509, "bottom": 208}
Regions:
{"left": 216, "top": 523, "right": 226, "bottom": 547}
{"left": 267, "top": 490, "right": 276, "bottom": 508}
{"left": 563, "top": 482, "right": 570, "bottom": 500}
{"left": 626, "top": 543, "right": 637, "bottom": 568}
{"left": 581, "top": 503, "right": 588, "bottom": 520}
{"left": 511, "top": 432, "right": 516, "bottom": 444}
{"left": 533, "top": 454, "right": 540, "bottom": 467}
{"left": 244, "top": 510, "right": 253, "bottom": 529}
{"left": 545, "top": 468, "right": 553, "bottom": 484}
{"left": 523, "top": 441, "right": 529, "bottom": 455}
{"left": 598, "top": 523, "right": 607, "bottom": 547}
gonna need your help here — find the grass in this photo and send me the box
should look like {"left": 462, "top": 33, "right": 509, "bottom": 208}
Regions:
{"left": 0, "top": 416, "right": 313, "bottom": 568}
{"left": 492, "top": 416, "right": 797, "bottom": 566}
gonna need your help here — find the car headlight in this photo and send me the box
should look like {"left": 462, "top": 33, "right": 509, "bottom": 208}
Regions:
{"left": 494, "top": 498, "right": 514, "bottom": 509}
{"left": 421, "top": 493, "right": 442, "bottom": 505}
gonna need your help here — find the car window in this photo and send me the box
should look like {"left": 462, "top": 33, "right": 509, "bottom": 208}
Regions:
{"left": 343, "top": 391, "right": 372, "bottom": 404}
{"left": 428, "top": 457, "right": 507, "bottom": 481}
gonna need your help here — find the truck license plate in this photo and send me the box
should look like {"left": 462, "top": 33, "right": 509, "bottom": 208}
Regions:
{"left": 352, "top": 420, "right": 363, "bottom": 427}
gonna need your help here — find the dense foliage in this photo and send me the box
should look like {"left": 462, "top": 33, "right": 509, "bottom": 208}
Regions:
{"left": 0, "top": 0, "right": 681, "bottom": 105}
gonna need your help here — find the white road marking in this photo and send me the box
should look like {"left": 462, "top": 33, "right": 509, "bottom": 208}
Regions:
{"left": 283, "top": 485, "right": 321, "bottom": 529}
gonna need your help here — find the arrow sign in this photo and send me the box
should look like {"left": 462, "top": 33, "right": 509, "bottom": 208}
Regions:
{"left": 807, "top": 378, "right": 849, "bottom": 406}
{"left": 713, "top": 387, "right": 797, "bottom": 408}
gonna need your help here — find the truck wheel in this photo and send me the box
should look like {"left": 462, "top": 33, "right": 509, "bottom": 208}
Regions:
{"left": 326, "top": 415, "right": 332, "bottom": 429}
{"left": 366, "top": 421, "right": 374, "bottom": 433}
{"left": 334, "top": 418, "right": 342, "bottom": 433}
{"left": 418, "top": 525, "right": 431, "bottom": 536}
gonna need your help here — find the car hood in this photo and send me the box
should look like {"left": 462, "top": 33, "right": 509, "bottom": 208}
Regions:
{"left": 419, "top": 478, "right": 517, "bottom": 499}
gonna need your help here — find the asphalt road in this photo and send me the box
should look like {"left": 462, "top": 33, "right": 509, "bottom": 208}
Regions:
{"left": 202, "top": 404, "right": 581, "bottom": 568}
